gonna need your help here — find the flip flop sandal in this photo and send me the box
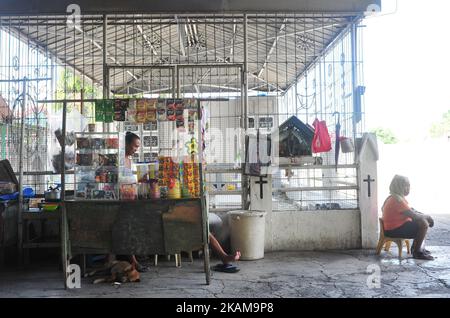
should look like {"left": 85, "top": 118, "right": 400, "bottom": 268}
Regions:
{"left": 413, "top": 251, "right": 434, "bottom": 260}
{"left": 212, "top": 263, "right": 240, "bottom": 273}
{"left": 422, "top": 249, "right": 432, "bottom": 255}
{"left": 412, "top": 243, "right": 431, "bottom": 255}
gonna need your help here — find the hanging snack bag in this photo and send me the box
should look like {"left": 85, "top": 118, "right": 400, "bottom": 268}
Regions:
{"left": 95, "top": 100, "right": 104, "bottom": 122}
{"left": 157, "top": 99, "right": 167, "bottom": 121}
{"left": 166, "top": 99, "right": 176, "bottom": 121}
{"left": 147, "top": 109, "right": 157, "bottom": 122}
{"left": 103, "top": 99, "right": 114, "bottom": 123}
{"left": 136, "top": 98, "right": 147, "bottom": 112}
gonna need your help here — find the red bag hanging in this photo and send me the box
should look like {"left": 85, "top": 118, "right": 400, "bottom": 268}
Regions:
{"left": 312, "top": 119, "right": 332, "bottom": 153}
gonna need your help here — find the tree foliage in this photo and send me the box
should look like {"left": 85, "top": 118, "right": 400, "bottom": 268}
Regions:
{"left": 53, "top": 69, "right": 99, "bottom": 117}
{"left": 430, "top": 110, "right": 450, "bottom": 138}
{"left": 370, "top": 127, "right": 398, "bottom": 144}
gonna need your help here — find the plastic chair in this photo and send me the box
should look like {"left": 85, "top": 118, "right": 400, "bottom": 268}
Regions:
{"left": 376, "top": 218, "right": 411, "bottom": 258}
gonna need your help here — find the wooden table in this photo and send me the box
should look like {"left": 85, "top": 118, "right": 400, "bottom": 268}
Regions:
{"left": 62, "top": 198, "right": 210, "bottom": 285}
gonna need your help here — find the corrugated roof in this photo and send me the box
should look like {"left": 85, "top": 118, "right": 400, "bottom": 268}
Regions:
{"left": 0, "top": 14, "right": 358, "bottom": 95}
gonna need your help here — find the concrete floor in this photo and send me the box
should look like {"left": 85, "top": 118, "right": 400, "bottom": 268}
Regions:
{"left": 1, "top": 214, "right": 449, "bottom": 298}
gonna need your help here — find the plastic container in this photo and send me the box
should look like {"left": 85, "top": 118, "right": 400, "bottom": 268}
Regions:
{"left": 168, "top": 179, "right": 181, "bottom": 199}
{"left": 227, "top": 210, "right": 266, "bottom": 260}
{"left": 43, "top": 203, "right": 59, "bottom": 211}
{"left": 150, "top": 182, "right": 160, "bottom": 199}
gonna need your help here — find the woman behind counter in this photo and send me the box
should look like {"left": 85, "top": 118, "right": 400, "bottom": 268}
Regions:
{"left": 113, "top": 132, "right": 147, "bottom": 271}
{"left": 116, "top": 131, "right": 240, "bottom": 272}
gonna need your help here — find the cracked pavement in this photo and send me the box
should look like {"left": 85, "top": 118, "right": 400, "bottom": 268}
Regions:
{"left": 0, "top": 214, "right": 449, "bottom": 298}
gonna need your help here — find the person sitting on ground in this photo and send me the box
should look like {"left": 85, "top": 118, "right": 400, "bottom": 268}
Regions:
{"left": 209, "top": 233, "right": 241, "bottom": 265}
{"left": 381, "top": 175, "right": 435, "bottom": 260}
{"left": 208, "top": 213, "right": 240, "bottom": 272}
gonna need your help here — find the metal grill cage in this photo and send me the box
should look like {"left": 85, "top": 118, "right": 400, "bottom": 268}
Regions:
{"left": 0, "top": 13, "right": 364, "bottom": 211}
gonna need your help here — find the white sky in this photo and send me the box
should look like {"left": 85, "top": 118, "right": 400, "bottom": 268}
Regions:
{"left": 363, "top": 0, "right": 450, "bottom": 141}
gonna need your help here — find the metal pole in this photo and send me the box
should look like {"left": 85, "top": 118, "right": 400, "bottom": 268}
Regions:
{"left": 61, "top": 101, "right": 67, "bottom": 202}
{"left": 243, "top": 14, "right": 249, "bottom": 131}
{"left": 172, "top": 65, "right": 176, "bottom": 98}
{"left": 17, "top": 79, "right": 27, "bottom": 266}
{"left": 197, "top": 99, "right": 210, "bottom": 285}
{"left": 80, "top": 89, "right": 84, "bottom": 115}
{"left": 351, "top": 21, "right": 359, "bottom": 166}
{"left": 175, "top": 65, "right": 180, "bottom": 98}
{"left": 61, "top": 101, "right": 68, "bottom": 288}
{"left": 242, "top": 14, "right": 249, "bottom": 209}
{"left": 350, "top": 20, "right": 363, "bottom": 242}
{"left": 102, "top": 14, "right": 108, "bottom": 133}
{"left": 0, "top": 123, "right": 5, "bottom": 160}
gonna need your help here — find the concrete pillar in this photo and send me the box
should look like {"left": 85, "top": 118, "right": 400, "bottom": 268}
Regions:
{"left": 357, "top": 133, "right": 379, "bottom": 249}
{"left": 249, "top": 175, "right": 273, "bottom": 252}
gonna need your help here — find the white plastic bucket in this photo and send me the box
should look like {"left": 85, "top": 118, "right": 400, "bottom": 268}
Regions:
{"left": 227, "top": 210, "right": 266, "bottom": 260}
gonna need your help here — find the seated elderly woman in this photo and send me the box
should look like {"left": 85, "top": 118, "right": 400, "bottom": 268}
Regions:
{"left": 382, "top": 175, "right": 435, "bottom": 260}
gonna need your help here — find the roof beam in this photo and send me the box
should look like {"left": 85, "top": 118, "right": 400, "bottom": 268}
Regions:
{"left": 0, "top": 0, "right": 381, "bottom": 15}
{"left": 256, "top": 18, "right": 286, "bottom": 78}
{"left": 174, "top": 15, "right": 186, "bottom": 57}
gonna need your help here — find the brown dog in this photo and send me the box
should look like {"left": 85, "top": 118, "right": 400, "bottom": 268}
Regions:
{"left": 86, "top": 260, "right": 140, "bottom": 284}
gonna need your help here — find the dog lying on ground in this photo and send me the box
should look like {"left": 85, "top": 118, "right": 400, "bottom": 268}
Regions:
{"left": 85, "top": 260, "right": 140, "bottom": 284}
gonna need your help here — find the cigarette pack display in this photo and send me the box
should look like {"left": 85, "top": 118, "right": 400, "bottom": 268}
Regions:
{"left": 76, "top": 153, "right": 93, "bottom": 166}
{"left": 76, "top": 137, "right": 91, "bottom": 149}
{"left": 143, "top": 135, "right": 158, "bottom": 147}
{"left": 124, "top": 122, "right": 139, "bottom": 132}
{"left": 74, "top": 132, "right": 120, "bottom": 201}
{"left": 91, "top": 138, "right": 105, "bottom": 149}
{"left": 105, "top": 138, "right": 119, "bottom": 149}
{"left": 143, "top": 121, "right": 157, "bottom": 131}
{"left": 98, "top": 153, "right": 118, "bottom": 166}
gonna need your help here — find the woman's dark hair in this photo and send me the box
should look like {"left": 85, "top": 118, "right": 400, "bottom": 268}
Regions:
{"left": 125, "top": 131, "right": 140, "bottom": 145}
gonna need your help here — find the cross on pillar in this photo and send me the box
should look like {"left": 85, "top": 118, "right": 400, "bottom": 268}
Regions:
{"left": 363, "top": 175, "right": 375, "bottom": 197}
{"left": 255, "top": 176, "right": 268, "bottom": 199}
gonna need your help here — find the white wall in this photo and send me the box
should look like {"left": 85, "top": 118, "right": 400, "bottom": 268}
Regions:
{"left": 268, "top": 210, "right": 362, "bottom": 251}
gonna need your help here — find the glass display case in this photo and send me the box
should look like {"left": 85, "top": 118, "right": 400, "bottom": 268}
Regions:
{"left": 74, "top": 132, "right": 120, "bottom": 200}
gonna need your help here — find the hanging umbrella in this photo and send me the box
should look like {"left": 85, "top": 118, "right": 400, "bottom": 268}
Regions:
{"left": 333, "top": 112, "right": 341, "bottom": 171}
